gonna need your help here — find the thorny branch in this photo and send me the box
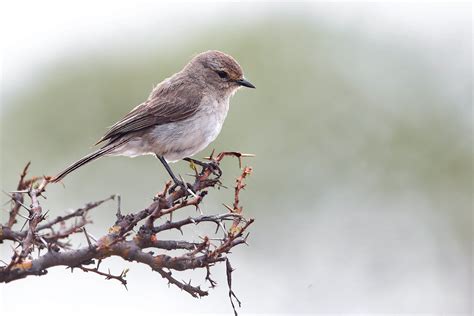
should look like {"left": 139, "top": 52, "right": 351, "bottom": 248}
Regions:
{"left": 0, "top": 152, "right": 254, "bottom": 315}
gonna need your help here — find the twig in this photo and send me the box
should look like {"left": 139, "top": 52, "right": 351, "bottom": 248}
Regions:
{"left": 226, "top": 258, "right": 242, "bottom": 316}
{"left": 78, "top": 265, "right": 128, "bottom": 290}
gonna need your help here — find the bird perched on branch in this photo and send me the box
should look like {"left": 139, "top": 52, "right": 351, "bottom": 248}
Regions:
{"left": 51, "top": 50, "right": 255, "bottom": 194}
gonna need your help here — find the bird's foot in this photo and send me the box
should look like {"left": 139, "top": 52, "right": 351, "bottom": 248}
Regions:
{"left": 205, "top": 161, "right": 222, "bottom": 178}
{"left": 169, "top": 179, "right": 195, "bottom": 198}
{"left": 185, "top": 158, "right": 222, "bottom": 178}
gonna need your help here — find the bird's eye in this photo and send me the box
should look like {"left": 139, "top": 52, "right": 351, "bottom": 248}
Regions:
{"left": 216, "top": 70, "right": 228, "bottom": 79}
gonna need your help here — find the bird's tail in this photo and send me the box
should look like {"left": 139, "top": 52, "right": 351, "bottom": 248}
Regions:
{"left": 50, "top": 139, "right": 128, "bottom": 183}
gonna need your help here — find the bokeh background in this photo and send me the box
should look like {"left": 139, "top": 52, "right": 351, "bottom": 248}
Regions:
{"left": 1, "top": 1, "right": 472, "bottom": 315}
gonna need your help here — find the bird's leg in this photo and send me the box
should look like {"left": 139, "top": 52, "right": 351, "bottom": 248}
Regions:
{"left": 156, "top": 155, "right": 194, "bottom": 196}
{"left": 183, "top": 157, "right": 222, "bottom": 178}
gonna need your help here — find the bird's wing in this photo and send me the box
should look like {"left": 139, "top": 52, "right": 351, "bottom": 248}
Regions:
{"left": 96, "top": 79, "right": 203, "bottom": 144}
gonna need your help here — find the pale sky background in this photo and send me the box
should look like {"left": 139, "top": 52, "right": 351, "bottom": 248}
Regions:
{"left": 1, "top": 1, "right": 471, "bottom": 101}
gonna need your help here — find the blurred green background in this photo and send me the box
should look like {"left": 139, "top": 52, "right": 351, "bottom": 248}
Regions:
{"left": 1, "top": 2, "right": 472, "bottom": 314}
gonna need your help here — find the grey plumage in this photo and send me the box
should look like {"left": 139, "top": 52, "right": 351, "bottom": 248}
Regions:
{"left": 51, "top": 50, "right": 254, "bottom": 183}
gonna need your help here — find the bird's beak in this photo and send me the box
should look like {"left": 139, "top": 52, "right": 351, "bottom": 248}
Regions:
{"left": 236, "top": 78, "right": 256, "bottom": 89}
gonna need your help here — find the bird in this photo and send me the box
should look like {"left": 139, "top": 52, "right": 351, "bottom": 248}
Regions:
{"left": 50, "top": 50, "right": 255, "bottom": 193}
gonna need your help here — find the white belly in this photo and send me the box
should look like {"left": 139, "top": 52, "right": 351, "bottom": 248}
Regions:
{"left": 159, "top": 111, "right": 225, "bottom": 161}
{"left": 112, "top": 97, "right": 230, "bottom": 162}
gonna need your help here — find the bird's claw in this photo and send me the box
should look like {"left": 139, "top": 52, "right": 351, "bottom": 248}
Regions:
{"left": 206, "top": 161, "right": 222, "bottom": 178}
{"left": 169, "top": 180, "right": 195, "bottom": 198}
{"left": 184, "top": 157, "right": 221, "bottom": 178}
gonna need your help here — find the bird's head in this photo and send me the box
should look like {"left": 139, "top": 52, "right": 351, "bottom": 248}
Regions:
{"left": 185, "top": 50, "right": 255, "bottom": 95}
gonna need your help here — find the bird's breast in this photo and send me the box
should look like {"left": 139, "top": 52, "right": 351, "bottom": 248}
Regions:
{"left": 148, "top": 97, "right": 230, "bottom": 161}
{"left": 200, "top": 97, "right": 230, "bottom": 142}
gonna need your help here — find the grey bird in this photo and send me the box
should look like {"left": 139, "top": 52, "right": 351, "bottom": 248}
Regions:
{"left": 51, "top": 50, "right": 255, "bottom": 192}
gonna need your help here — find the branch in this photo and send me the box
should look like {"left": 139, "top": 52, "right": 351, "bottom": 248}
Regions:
{"left": 0, "top": 152, "right": 254, "bottom": 315}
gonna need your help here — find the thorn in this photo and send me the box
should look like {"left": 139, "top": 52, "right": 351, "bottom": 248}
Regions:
{"left": 3, "top": 191, "right": 32, "bottom": 212}
{"left": 218, "top": 222, "right": 226, "bottom": 235}
{"left": 39, "top": 236, "right": 48, "bottom": 248}
{"left": 204, "top": 149, "right": 215, "bottom": 161}
{"left": 82, "top": 227, "right": 95, "bottom": 247}
{"left": 195, "top": 205, "right": 203, "bottom": 215}
{"left": 222, "top": 203, "right": 234, "bottom": 213}
{"left": 8, "top": 190, "right": 29, "bottom": 194}
{"left": 15, "top": 212, "right": 30, "bottom": 220}
{"left": 20, "top": 219, "right": 29, "bottom": 231}
{"left": 41, "top": 210, "right": 50, "bottom": 221}
{"left": 243, "top": 232, "right": 250, "bottom": 245}
{"left": 88, "top": 233, "right": 98, "bottom": 242}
